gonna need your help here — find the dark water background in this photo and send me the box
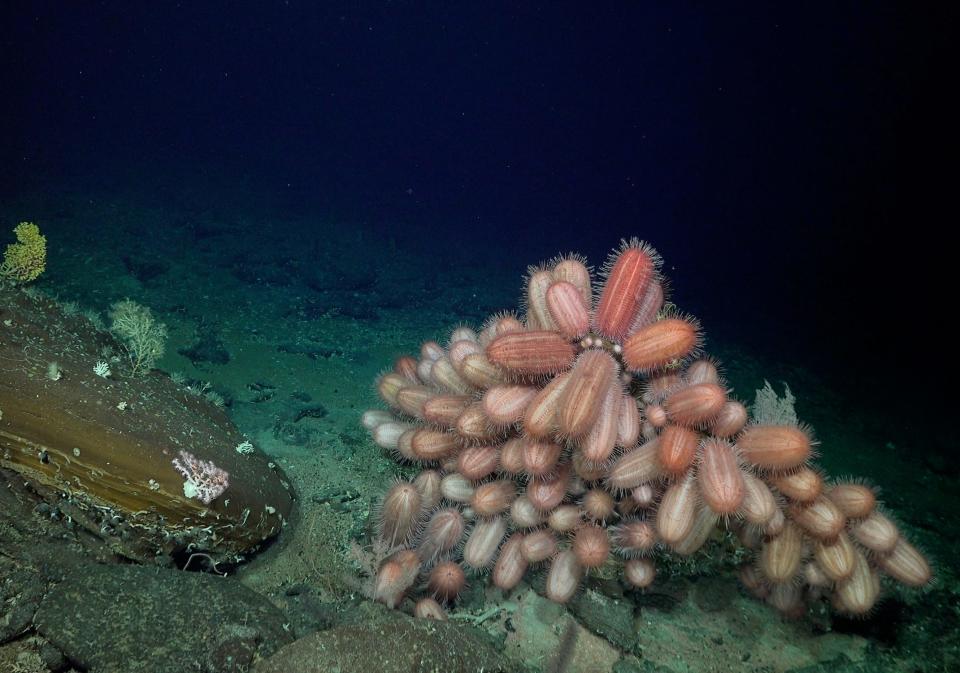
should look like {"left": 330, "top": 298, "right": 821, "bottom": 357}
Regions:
{"left": 2, "top": 1, "right": 955, "bottom": 441}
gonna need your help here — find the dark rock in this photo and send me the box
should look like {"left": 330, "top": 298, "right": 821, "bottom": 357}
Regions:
{"left": 245, "top": 381, "right": 277, "bottom": 403}
{"left": 832, "top": 597, "right": 909, "bottom": 646}
{"left": 36, "top": 636, "right": 70, "bottom": 672}
{"left": 630, "top": 575, "right": 687, "bottom": 612}
{"left": 276, "top": 342, "right": 345, "bottom": 360}
{"left": 273, "top": 419, "right": 318, "bottom": 446}
{"left": 293, "top": 405, "right": 328, "bottom": 422}
{"left": 0, "top": 561, "right": 45, "bottom": 644}
{"left": 179, "top": 330, "right": 231, "bottom": 365}
{"left": 278, "top": 592, "right": 345, "bottom": 638}
{"left": 569, "top": 587, "right": 637, "bottom": 653}
{"left": 311, "top": 487, "right": 360, "bottom": 506}
{"left": 691, "top": 575, "right": 739, "bottom": 613}
{"left": 123, "top": 254, "right": 169, "bottom": 283}
{"left": 34, "top": 563, "right": 293, "bottom": 673}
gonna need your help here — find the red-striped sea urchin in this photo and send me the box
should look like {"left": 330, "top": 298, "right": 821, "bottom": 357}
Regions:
{"left": 361, "top": 238, "right": 932, "bottom": 619}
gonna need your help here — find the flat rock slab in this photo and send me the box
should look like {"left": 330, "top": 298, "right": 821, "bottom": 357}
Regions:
{"left": 255, "top": 613, "right": 509, "bottom": 673}
{"left": 34, "top": 563, "right": 292, "bottom": 673}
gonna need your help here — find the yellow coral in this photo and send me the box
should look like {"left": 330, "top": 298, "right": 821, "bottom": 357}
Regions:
{"left": 1, "top": 222, "right": 46, "bottom": 283}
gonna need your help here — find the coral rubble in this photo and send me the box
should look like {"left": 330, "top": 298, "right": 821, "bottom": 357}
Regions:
{"left": 361, "top": 239, "right": 931, "bottom": 620}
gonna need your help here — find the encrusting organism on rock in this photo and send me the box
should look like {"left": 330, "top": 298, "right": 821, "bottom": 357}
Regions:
{"left": 361, "top": 239, "right": 932, "bottom": 620}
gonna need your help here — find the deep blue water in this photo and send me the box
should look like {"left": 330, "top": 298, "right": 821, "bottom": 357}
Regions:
{"left": 2, "top": 1, "right": 954, "bottom": 434}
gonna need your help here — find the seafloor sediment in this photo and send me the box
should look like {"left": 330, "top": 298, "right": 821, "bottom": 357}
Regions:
{"left": 0, "top": 175, "right": 956, "bottom": 673}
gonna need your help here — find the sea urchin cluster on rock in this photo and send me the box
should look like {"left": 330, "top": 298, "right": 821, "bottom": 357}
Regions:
{"left": 361, "top": 239, "right": 931, "bottom": 621}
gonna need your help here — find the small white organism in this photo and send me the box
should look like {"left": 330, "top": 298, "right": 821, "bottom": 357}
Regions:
{"left": 235, "top": 440, "right": 255, "bottom": 455}
{"left": 93, "top": 360, "right": 112, "bottom": 378}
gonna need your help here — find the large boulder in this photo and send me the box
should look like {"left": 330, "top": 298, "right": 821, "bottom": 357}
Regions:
{"left": 0, "top": 287, "right": 293, "bottom": 561}
{"left": 254, "top": 602, "right": 510, "bottom": 673}
{"left": 34, "top": 563, "right": 293, "bottom": 673}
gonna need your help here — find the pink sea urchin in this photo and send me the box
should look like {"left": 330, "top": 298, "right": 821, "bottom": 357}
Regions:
{"left": 361, "top": 239, "right": 932, "bottom": 620}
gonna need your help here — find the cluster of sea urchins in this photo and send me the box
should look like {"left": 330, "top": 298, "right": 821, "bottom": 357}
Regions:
{"left": 361, "top": 239, "right": 932, "bottom": 621}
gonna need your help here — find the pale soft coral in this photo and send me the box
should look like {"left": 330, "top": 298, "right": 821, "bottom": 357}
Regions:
{"left": 108, "top": 299, "right": 169, "bottom": 376}
{"left": 172, "top": 450, "right": 230, "bottom": 504}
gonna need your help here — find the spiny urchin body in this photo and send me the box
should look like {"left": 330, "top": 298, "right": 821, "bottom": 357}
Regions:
{"left": 362, "top": 239, "right": 932, "bottom": 620}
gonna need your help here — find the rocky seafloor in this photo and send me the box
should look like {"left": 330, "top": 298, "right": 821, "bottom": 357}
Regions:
{"left": 1, "top": 175, "right": 957, "bottom": 673}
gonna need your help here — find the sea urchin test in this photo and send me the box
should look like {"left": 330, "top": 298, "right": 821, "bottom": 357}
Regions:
{"left": 361, "top": 239, "right": 931, "bottom": 619}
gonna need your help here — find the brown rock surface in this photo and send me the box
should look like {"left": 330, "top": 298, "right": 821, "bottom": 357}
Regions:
{"left": 0, "top": 287, "right": 293, "bottom": 560}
